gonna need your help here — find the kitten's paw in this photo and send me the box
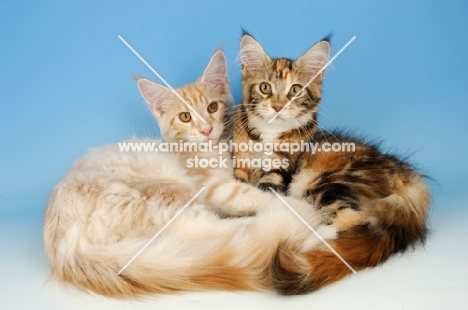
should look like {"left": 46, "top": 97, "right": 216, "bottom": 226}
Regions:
{"left": 259, "top": 182, "right": 286, "bottom": 193}
{"left": 300, "top": 224, "right": 337, "bottom": 251}
{"left": 258, "top": 173, "right": 287, "bottom": 193}
{"left": 234, "top": 168, "right": 249, "bottom": 183}
{"left": 315, "top": 224, "right": 337, "bottom": 240}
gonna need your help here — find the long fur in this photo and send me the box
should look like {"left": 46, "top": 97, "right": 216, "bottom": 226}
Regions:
{"left": 43, "top": 141, "right": 330, "bottom": 296}
{"left": 273, "top": 132, "right": 430, "bottom": 294}
{"left": 234, "top": 33, "right": 431, "bottom": 294}
{"left": 43, "top": 49, "right": 331, "bottom": 297}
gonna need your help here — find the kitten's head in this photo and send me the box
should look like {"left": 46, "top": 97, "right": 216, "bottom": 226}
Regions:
{"left": 137, "top": 49, "right": 233, "bottom": 143}
{"left": 239, "top": 32, "right": 330, "bottom": 131}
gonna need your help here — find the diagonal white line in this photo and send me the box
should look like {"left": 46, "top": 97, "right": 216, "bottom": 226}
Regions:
{"left": 269, "top": 187, "right": 357, "bottom": 274}
{"left": 268, "top": 35, "right": 357, "bottom": 123}
{"left": 118, "top": 35, "right": 207, "bottom": 124}
{"left": 117, "top": 186, "right": 206, "bottom": 275}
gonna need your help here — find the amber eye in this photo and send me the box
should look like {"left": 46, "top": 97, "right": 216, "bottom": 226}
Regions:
{"left": 179, "top": 112, "right": 191, "bottom": 122}
{"left": 259, "top": 83, "right": 272, "bottom": 95}
{"left": 207, "top": 102, "right": 218, "bottom": 113}
{"left": 289, "top": 84, "right": 303, "bottom": 97}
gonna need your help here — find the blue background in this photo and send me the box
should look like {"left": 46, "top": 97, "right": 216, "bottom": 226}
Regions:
{"left": 1, "top": 1, "right": 467, "bottom": 309}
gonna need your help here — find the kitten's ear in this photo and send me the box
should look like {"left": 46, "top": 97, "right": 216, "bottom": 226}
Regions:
{"left": 136, "top": 78, "right": 173, "bottom": 117}
{"left": 297, "top": 40, "right": 330, "bottom": 83}
{"left": 201, "top": 49, "right": 229, "bottom": 94}
{"left": 239, "top": 34, "right": 269, "bottom": 76}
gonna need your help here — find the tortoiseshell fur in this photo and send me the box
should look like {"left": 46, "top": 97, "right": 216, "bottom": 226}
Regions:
{"left": 234, "top": 32, "right": 431, "bottom": 294}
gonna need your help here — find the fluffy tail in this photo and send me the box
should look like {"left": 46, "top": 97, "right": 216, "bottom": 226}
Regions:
{"left": 43, "top": 187, "right": 272, "bottom": 298}
{"left": 271, "top": 175, "right": 431, "bottom": 295}
{"left": 44, "top": 221, "right": 270, "bottom": 298}
{"left": 44, "top": 192, "right": 328, "bottom": 297}
{"left": 69, "top": 241, "right": 262, "bottom": 297}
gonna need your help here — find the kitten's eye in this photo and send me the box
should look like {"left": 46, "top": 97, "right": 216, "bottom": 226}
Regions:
{"left": 179, "top": 112, "right": 191, "bottom": 122}
{"left": 207, "top": 102, "right": 218, "bottom": 113}
{"left": 259, "top": 83, "right": 272, "bottom": 95}
{"left": 289, "top": 84, "right": 303, "bottom": 97}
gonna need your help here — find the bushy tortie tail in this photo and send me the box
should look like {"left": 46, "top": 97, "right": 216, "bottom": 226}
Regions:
{"left": 271, "top": 132, "right": 431, "bottom": 294}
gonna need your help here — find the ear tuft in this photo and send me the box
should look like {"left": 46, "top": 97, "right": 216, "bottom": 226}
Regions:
{"left": 239, "top": 34, "right": 269, "bottom": 75}
{"left": 321, "top": 32, "right": 333, "bottom": 43}
{"left": 136, "top": 78, "right": 172, "bottom": 117}
{"left": 201, "top": 49, "right": 229, "bottom": 94}
{"left": 241, "top": 27, "right": 252, "bottom": 37}
{"left": 297, "top": 40, "right": 331, "bottom": 83}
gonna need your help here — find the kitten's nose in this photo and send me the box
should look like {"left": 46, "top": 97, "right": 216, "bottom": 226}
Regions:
{"left": 273, "top": 105, "right": 283, "bottom": 112}
{"left": 200, "top": 126, "right": 213, "bottom": 136}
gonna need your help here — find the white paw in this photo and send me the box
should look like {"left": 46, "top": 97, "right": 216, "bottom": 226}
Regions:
{"left": 300, "top": 224, "right": 337, "bottom": 251}
{"left": 315, "top": 224, "right": 337, "bottom": 240}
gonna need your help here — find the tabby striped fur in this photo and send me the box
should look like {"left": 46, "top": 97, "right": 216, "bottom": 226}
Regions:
{"left": 43, "top": 49, "right": 332, "bottom": 297}
{"left": 234, "top": 32, "right": 430, "bottom": 294}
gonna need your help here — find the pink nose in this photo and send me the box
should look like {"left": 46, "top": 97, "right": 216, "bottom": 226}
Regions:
{"left": 200, "top": 126, "right": 213, "bottom": 136}
{"left": 273, "top": 105, "right": 283, "bottom": 112}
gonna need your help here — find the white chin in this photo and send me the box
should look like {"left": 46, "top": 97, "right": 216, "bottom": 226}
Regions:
{"left": 262, "top": 110, "right": 287, "bottom": 119}
{"left": 263, "top": 113, "right": 287, "bottom": 122}
{"left": 208, "top": 135, "right": 220, "bottom": 142}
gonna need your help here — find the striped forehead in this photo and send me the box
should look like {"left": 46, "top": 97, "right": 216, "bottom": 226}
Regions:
{"left": 270, "top": 58, "right": 294, "bottom": 82}
{"left": 178, "top": 84, "right": 209, "bottom": 108}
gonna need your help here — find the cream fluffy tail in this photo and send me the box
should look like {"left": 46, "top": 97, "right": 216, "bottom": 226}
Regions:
{"left": 43, "top": 185, "right": 273, "bottom": 297}
{"left": 43, "top": 184, "right": 325, "bottom": 297}
{"left": 44, "top": 217, "right": 269, "bottom": 297}
{"left": 76, "top": 239, "right": 261, "bottom": 296}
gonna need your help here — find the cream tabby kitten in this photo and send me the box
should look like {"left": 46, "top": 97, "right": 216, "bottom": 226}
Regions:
{"left": 43, "top": 49, "right": 334, "bottom": 297}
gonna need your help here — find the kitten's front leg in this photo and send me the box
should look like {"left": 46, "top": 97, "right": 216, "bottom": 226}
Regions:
{"left": 233, "top": 147, "right": 264, "bottom": 185}
{"left": 233, "top": 166, "right": 264, "bottom": 187}
{"left": 257, "top": 151, "right": 298, "bottom": 193}
{"left": 233, "top": 166, "right": 250, "bottom": 184}
{"left": 201, "top": 176, "right": 284, "bottom": 217}
{"left": 257, "top": 169, "right": 290, "bottom": 193}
